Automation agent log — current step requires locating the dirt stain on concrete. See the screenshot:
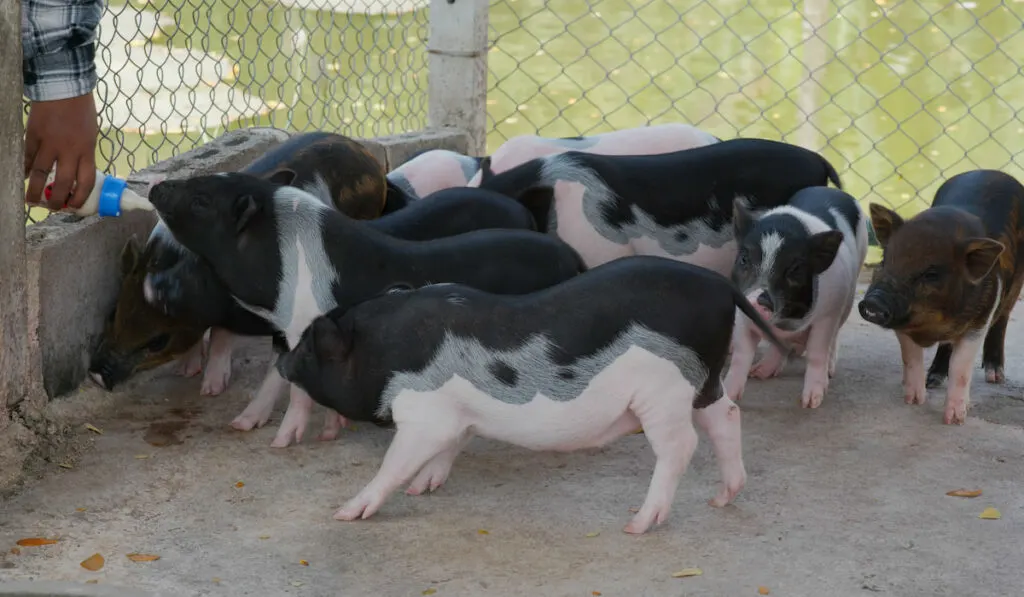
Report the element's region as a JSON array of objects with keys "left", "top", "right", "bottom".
[{"left": 143, "top": 420, "right": 189, "bottom": 447}]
